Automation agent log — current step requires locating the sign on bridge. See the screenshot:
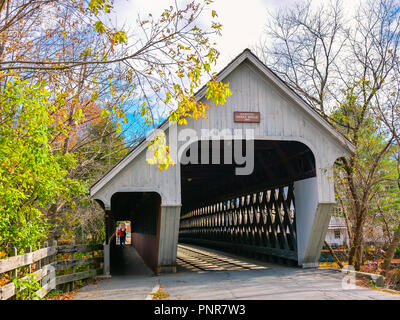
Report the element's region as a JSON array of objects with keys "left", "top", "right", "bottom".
[{"left": 233, "top": 111, "right": 260, "bottom": 123}]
